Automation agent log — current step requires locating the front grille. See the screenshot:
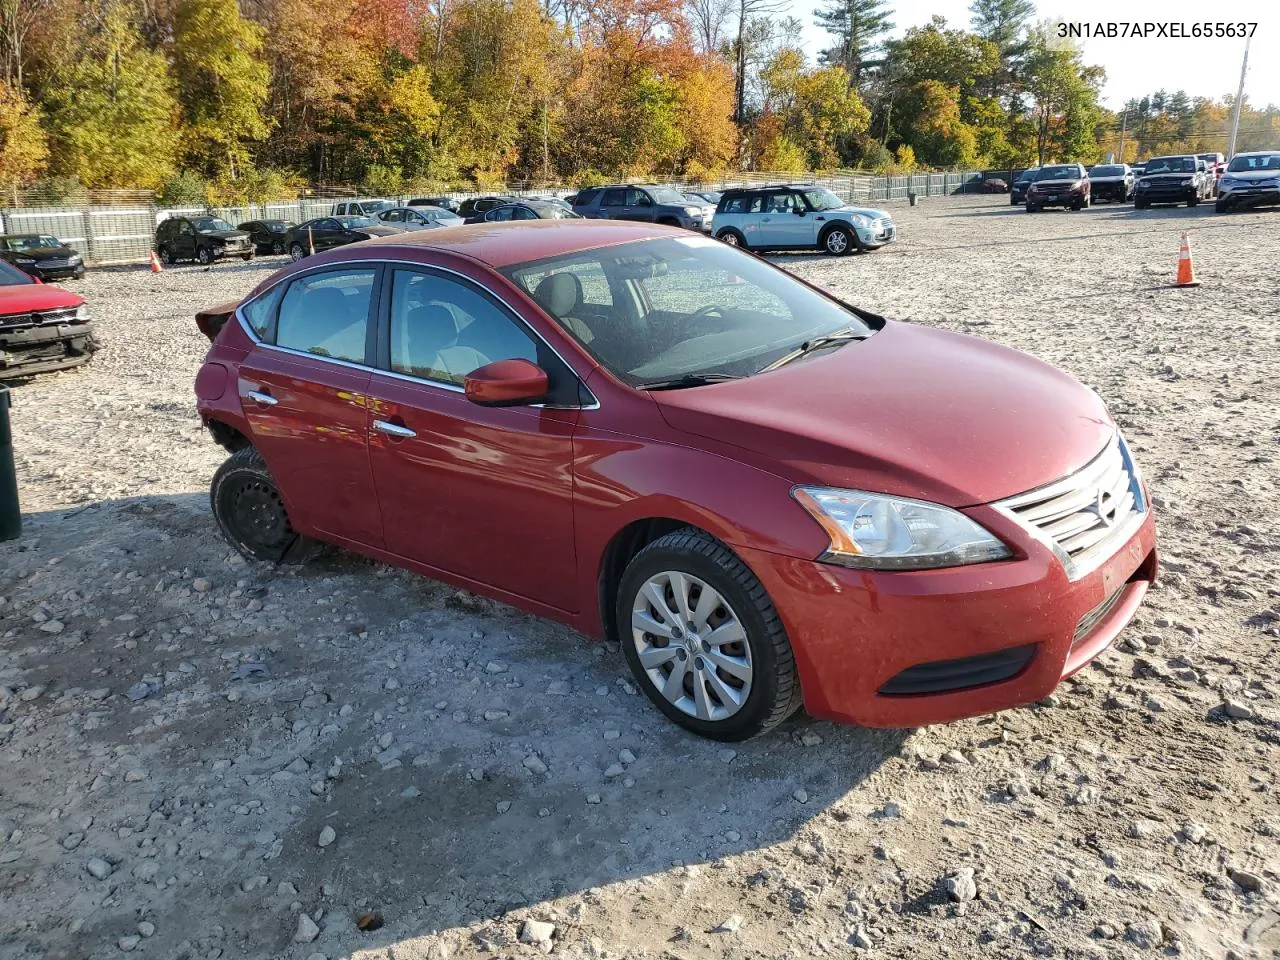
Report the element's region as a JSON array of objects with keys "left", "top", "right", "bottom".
[
  {"left": 995, "top": 434, "right": 1146, "bottom": 582},
  {"left": 1073, "top": 586, "right": 1125, "bottom": 648},
  {"left": 880, "top": 644, "right": 1037, "bottom": 696},
  {"left": 0, "top": 306, "right": 80, "bottom": 330},
  {"left": 39, "top": 257, "right": 71, "bottom": 268}
]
